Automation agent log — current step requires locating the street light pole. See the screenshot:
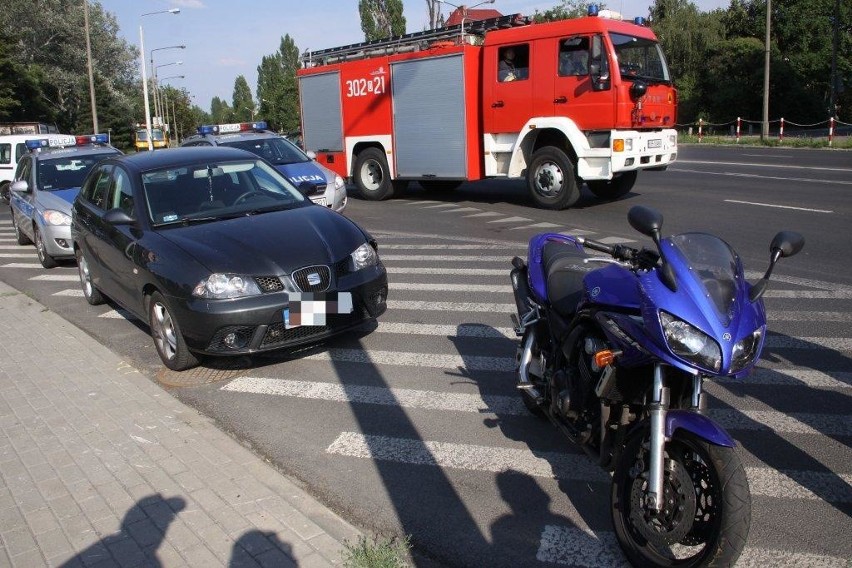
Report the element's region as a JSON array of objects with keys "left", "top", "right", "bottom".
[
  {"left": 761, "top": 0, "right": 771, "bottom": 140},
  {"left": 150, "top": 45, "right": 185, "bottom": 130},
  {"left": 436, "top": 0, "right": 495, "bottom": 43},
  {"left": 139, "top": 8, "right": 180, "bottom": 151},
  {"left": 83, "top": 0, "right": 98, "bottom": 133},
  {"left": 160, "top": 75, "right": 185, "bottom": 145},
  {"left": 155, "top": 61, "right": 182, "bottom": 132}
]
